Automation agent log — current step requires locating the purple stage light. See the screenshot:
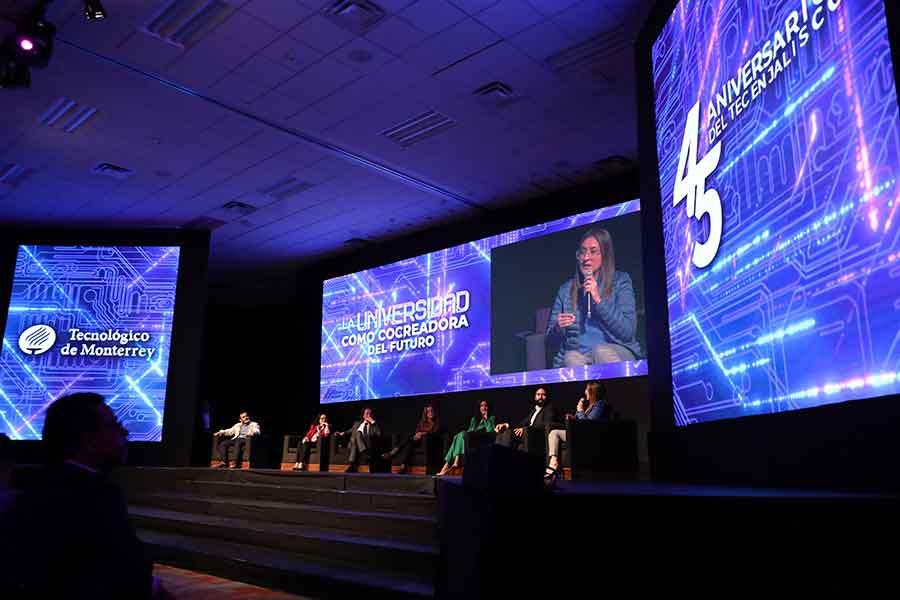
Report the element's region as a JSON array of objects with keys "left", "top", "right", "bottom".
[{"left": 19, "top": 38, "right": 35, "bottom": 52}]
